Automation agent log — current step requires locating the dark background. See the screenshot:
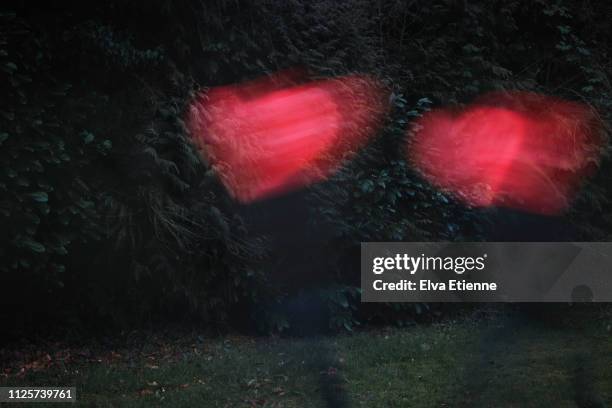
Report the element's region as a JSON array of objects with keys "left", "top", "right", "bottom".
[{"left": 1, "top": 0, "right": 611, "bottom": 341}]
